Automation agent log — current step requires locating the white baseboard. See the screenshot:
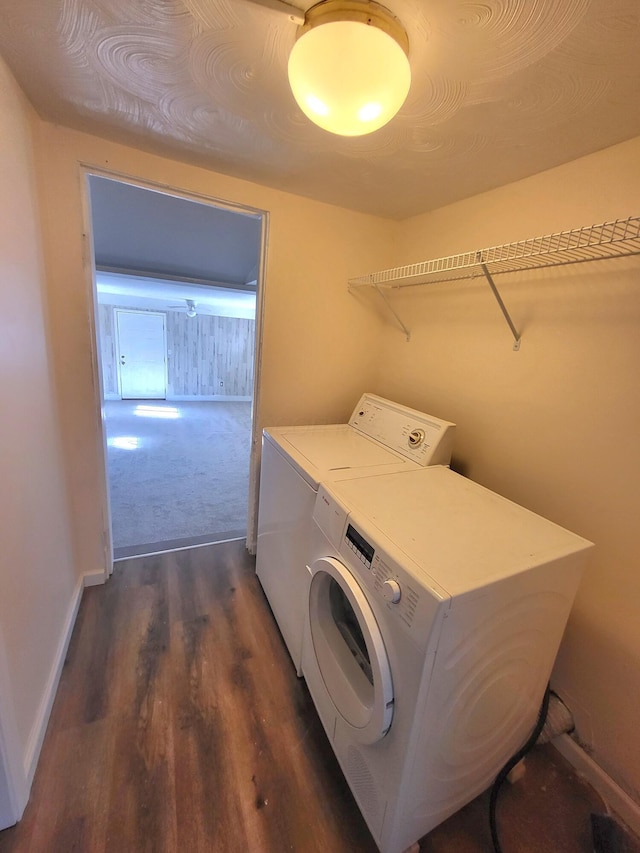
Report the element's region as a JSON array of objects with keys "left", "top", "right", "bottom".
[
  {"left": 167, "top": 395, "right": 252, "bottom": 402},
  {"left": 23, "top": 577, "right": 84, "bottom": 787},
  {"left": 104, "top": 395, "right": 251, "bottom": 402},
  {"left": 554, "top": 734, "right": 640, "bottom": 837},
  {"left": 83, "top": 570, "right": 106, "bottom": 587}
]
